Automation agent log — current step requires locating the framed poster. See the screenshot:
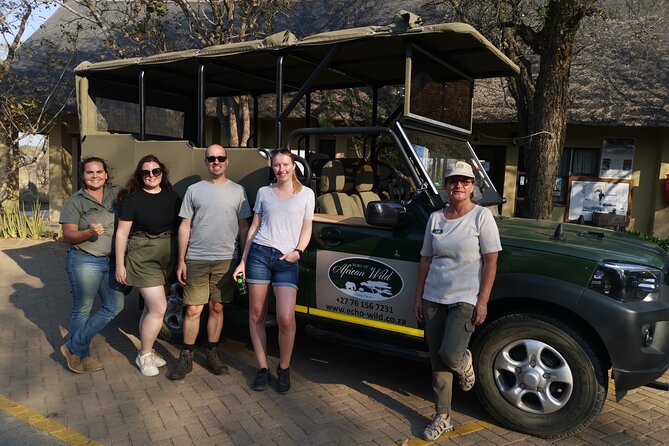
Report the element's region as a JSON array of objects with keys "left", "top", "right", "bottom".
[
  {"left": 599, "top": 138, "right": 635, "bottom": 179},
  {"left": 566, "top": 177, "right": 632, "bottom": 222}
]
